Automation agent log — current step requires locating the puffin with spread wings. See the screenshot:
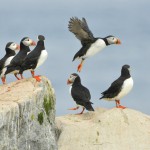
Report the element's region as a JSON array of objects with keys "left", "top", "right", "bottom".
[{"left": 68, "top": 17, "right": 121, "bottom": 72}]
